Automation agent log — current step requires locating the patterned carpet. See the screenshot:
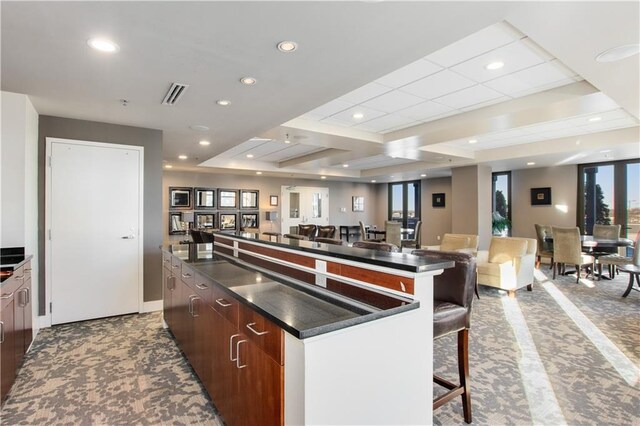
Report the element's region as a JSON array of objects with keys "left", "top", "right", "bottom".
[{"left": 1, "top": 266, "right": 638, "bottom": 425}]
